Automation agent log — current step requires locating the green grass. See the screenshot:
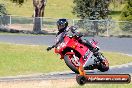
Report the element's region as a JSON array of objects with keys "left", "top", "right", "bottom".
[
  {"left": 0, "top": 43, "right": 69, "bottom": 77},
  {"left": 0, "top": 0, "right": 76, "bottom": 19},
  {"left": 108, "top": 3, "right": 126, "bottom": 20},
  {"left": 109, "top": 11, "right": 122, "bottom": 20},
  {"left": 103, "top": 52, "right": 132, "bottom": 66},
  {"left": 0, "top": 43, "right": 131, "bottom": 77},
  {"left": 73, "top": 83, "right": 132, "bottom": 88}
]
